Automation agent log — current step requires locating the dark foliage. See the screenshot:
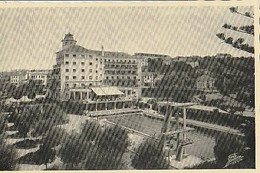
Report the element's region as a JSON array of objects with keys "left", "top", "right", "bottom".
[
  {"left": 0, "top": 142, "right": 17, "bottom": 170},
  {"left": 131, "top": 137, "right": 169, "bottom": 169},
  {"left": 13, "top": 139, "right": 41, "bottom": 149}
]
